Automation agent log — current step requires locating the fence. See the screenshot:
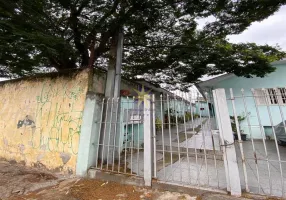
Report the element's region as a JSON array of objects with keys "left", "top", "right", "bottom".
[{"left": 91, "top": 88, "right": 286, "bottom": 198}]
